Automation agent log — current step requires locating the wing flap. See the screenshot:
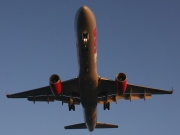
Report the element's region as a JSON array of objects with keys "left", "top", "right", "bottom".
[
  {"left": 55, "top": 96, "right": 81, "bottom": 105},
  {"left": 28, "top": 96, "right": 54, "bottom": 102},
  {"left": 98, "top": 93, "right": 152, "bottom": 104},
  {"left": 27, "top": 95, "right": 81, "bottom": 104},
  {"left": 123, "top": 93, "right": 152, "bottom": 100}
]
